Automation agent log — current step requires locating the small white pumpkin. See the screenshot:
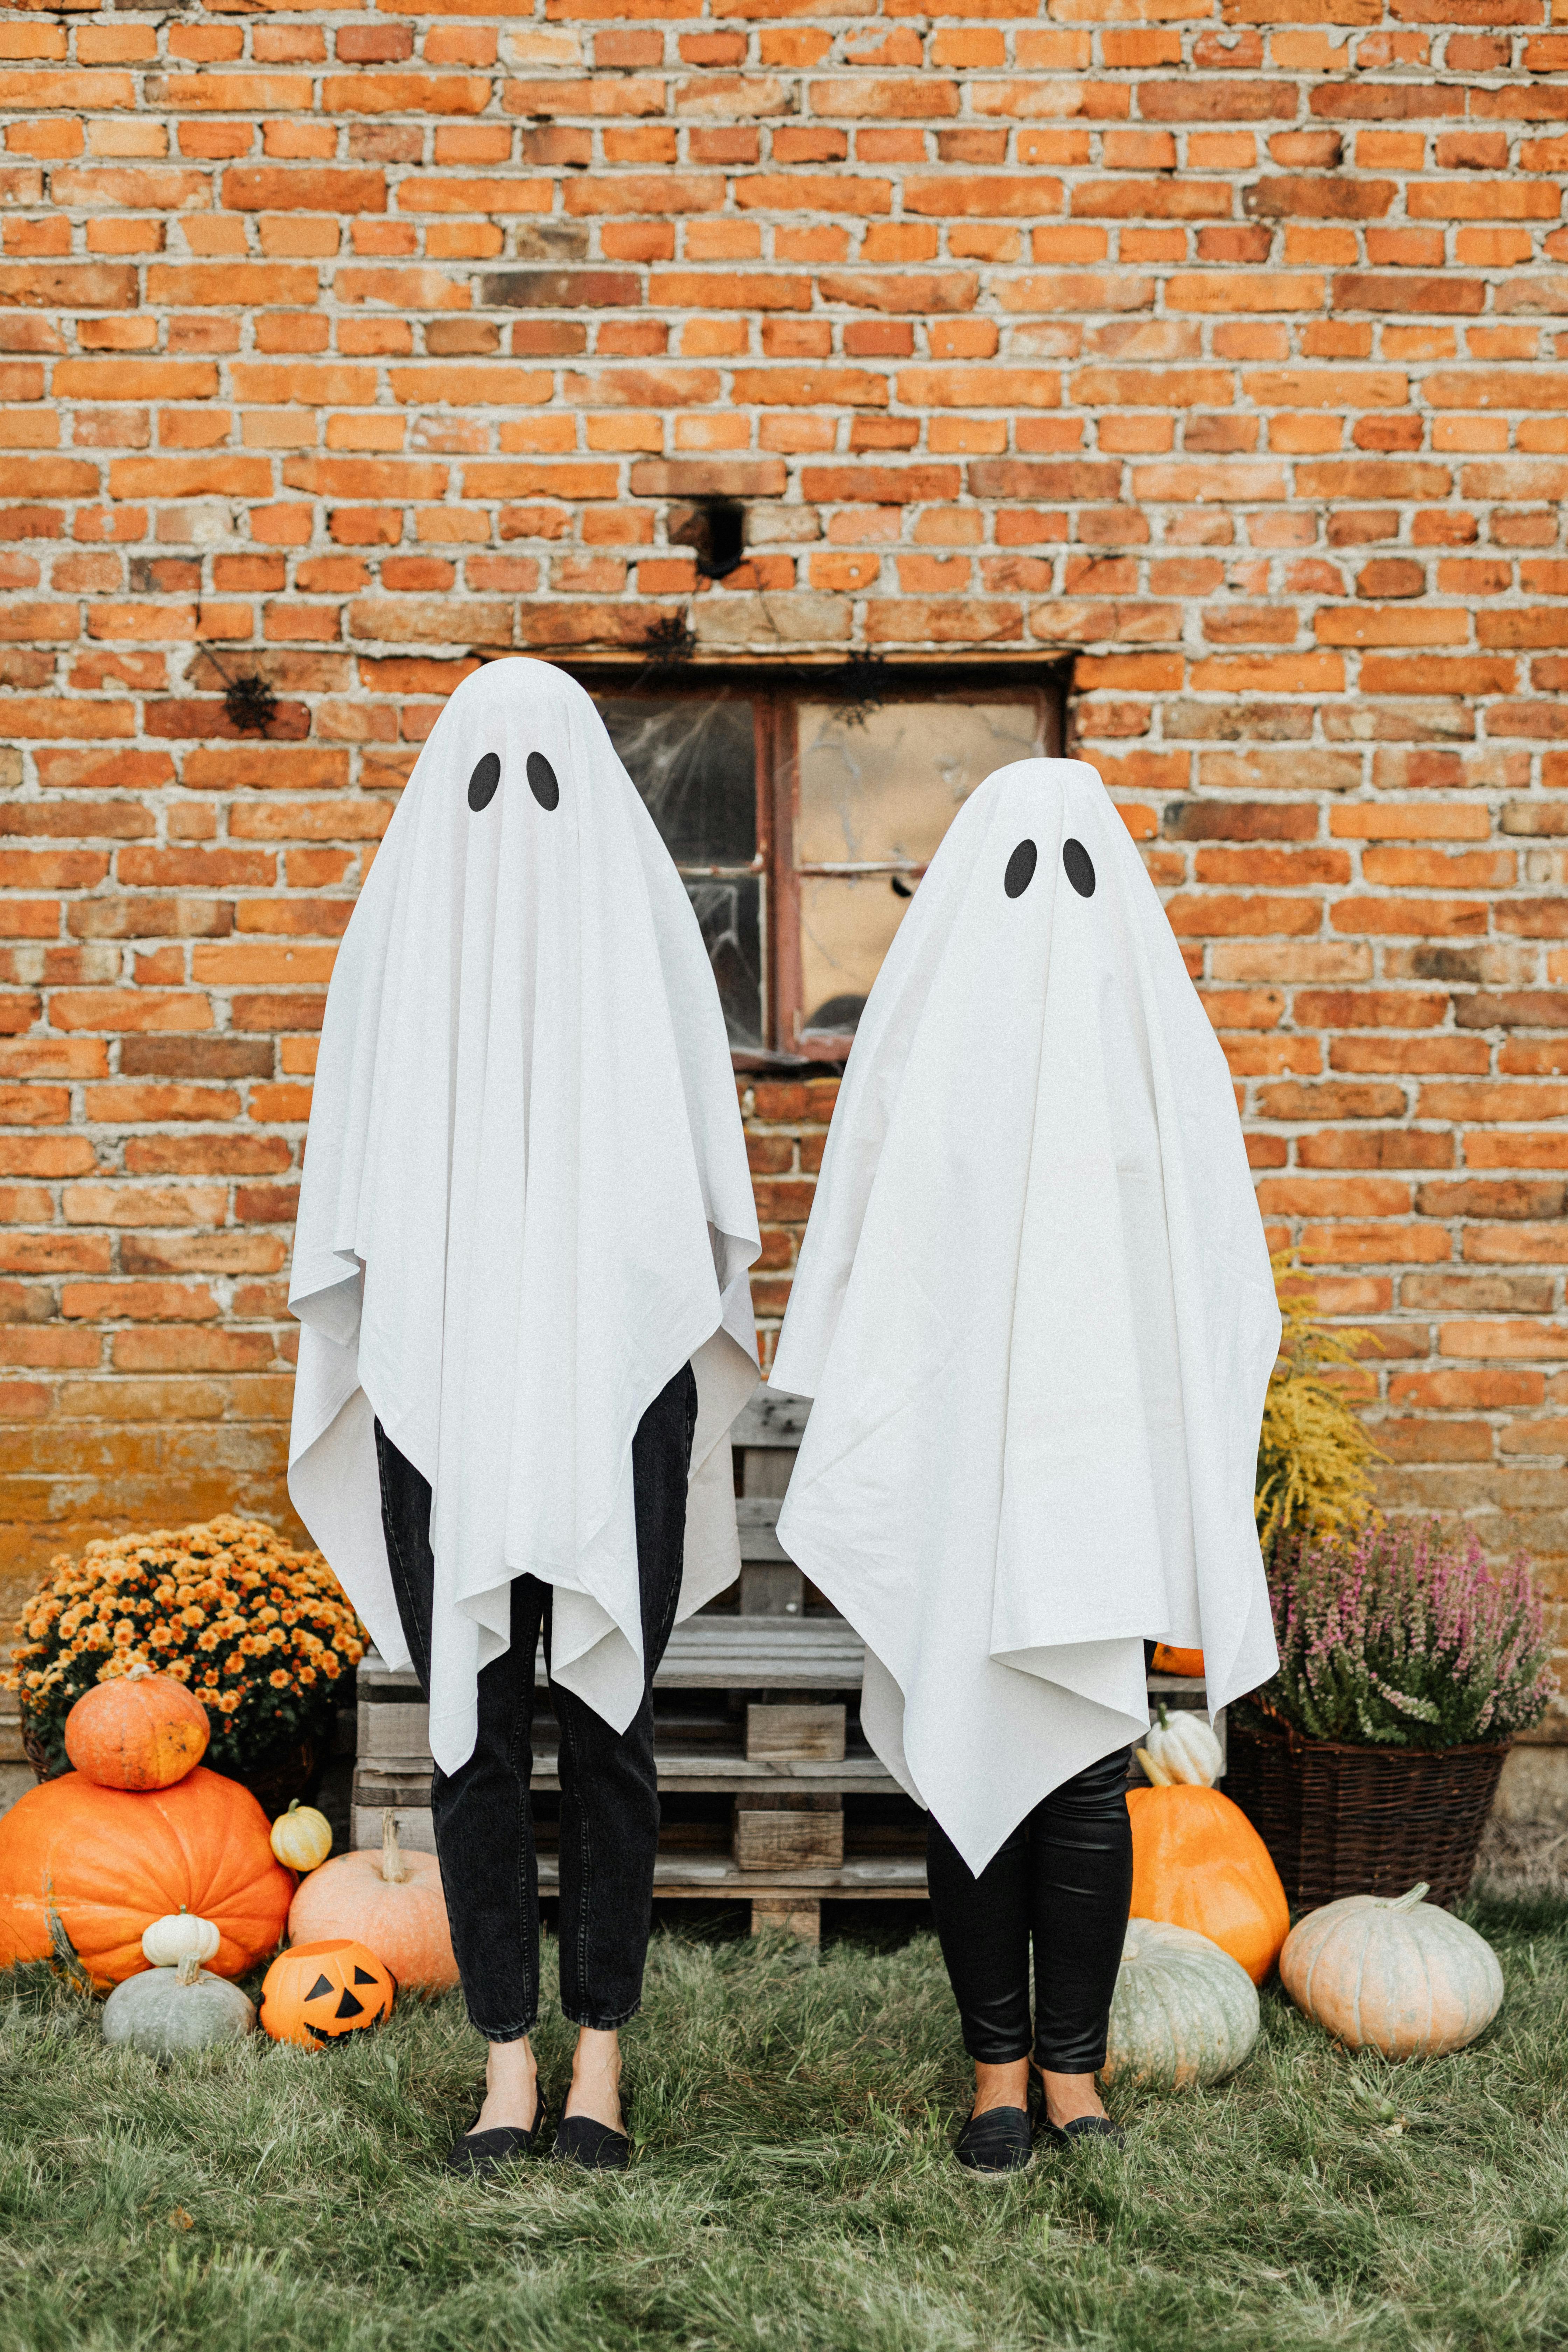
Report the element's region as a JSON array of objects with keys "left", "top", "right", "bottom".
[
  {"left": 103, "top": 1951, "right": 256, "bottom": 2060},
  {"left": 1137, "top": 1702, "right": 1224, "bottom": 1789},
  {"left": 1280, "top": 1882, "right": 1504, "bottom": 2060},
  {"left": 140, "top": 1909, "right": 221, "bottom": 1970},
  {"left": 1101, "top": 1916, "right": 1261, "bottom": 2092}
]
